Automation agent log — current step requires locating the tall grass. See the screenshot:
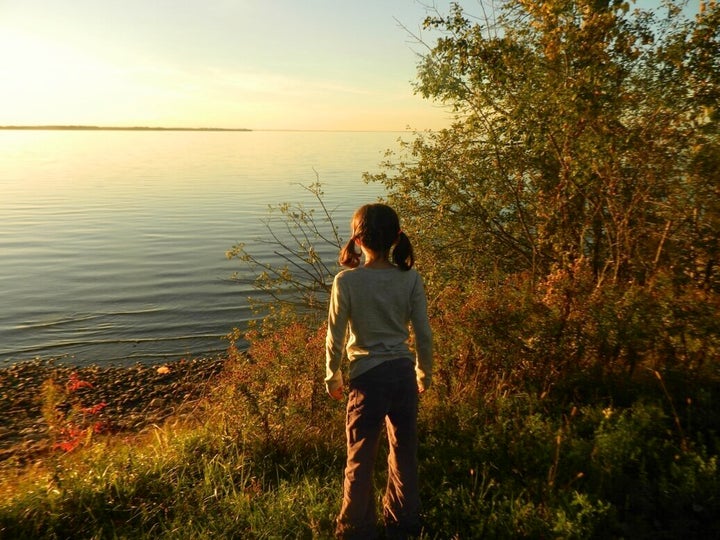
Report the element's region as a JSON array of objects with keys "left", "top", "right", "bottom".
[
  {"left": 0, "top": 420, "right": 343, "bottom": 539},
  {"left": 2, "top": 312, "right": 718, "bottom": 538}
]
